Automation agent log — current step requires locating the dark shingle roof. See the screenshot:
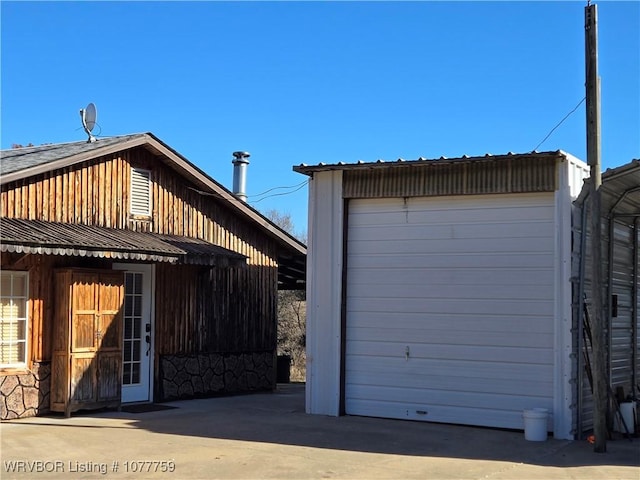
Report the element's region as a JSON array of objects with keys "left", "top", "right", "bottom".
[{"left": 0, "top": 134, "right": 146, "bottom": 176}]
